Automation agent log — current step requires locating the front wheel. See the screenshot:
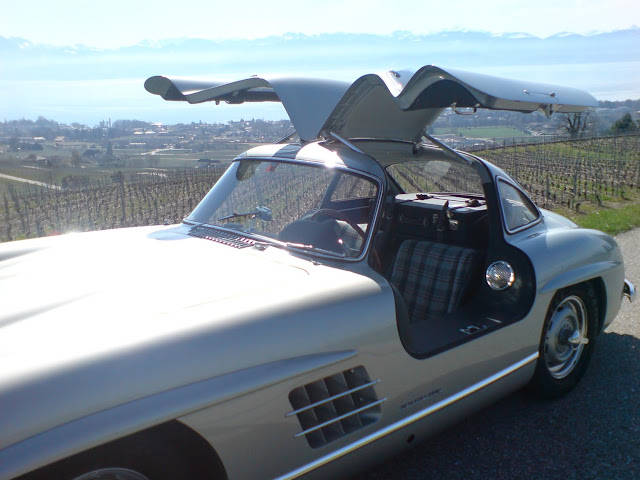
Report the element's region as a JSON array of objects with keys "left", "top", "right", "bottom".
[
  {"left": 73, "top": 468, "right": 150, "bottom": 480},
  {"left": 18, "top": 430, "right": 204, "bottom": 480},
  {"left": 527, "top": 284, "right": 598, "bottom": 398}
]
